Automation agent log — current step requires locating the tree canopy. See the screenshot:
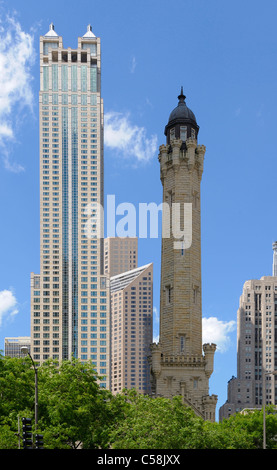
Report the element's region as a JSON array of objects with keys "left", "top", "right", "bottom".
[{"left": 1, "top": 353, "right": 277, "bottom": 449}]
